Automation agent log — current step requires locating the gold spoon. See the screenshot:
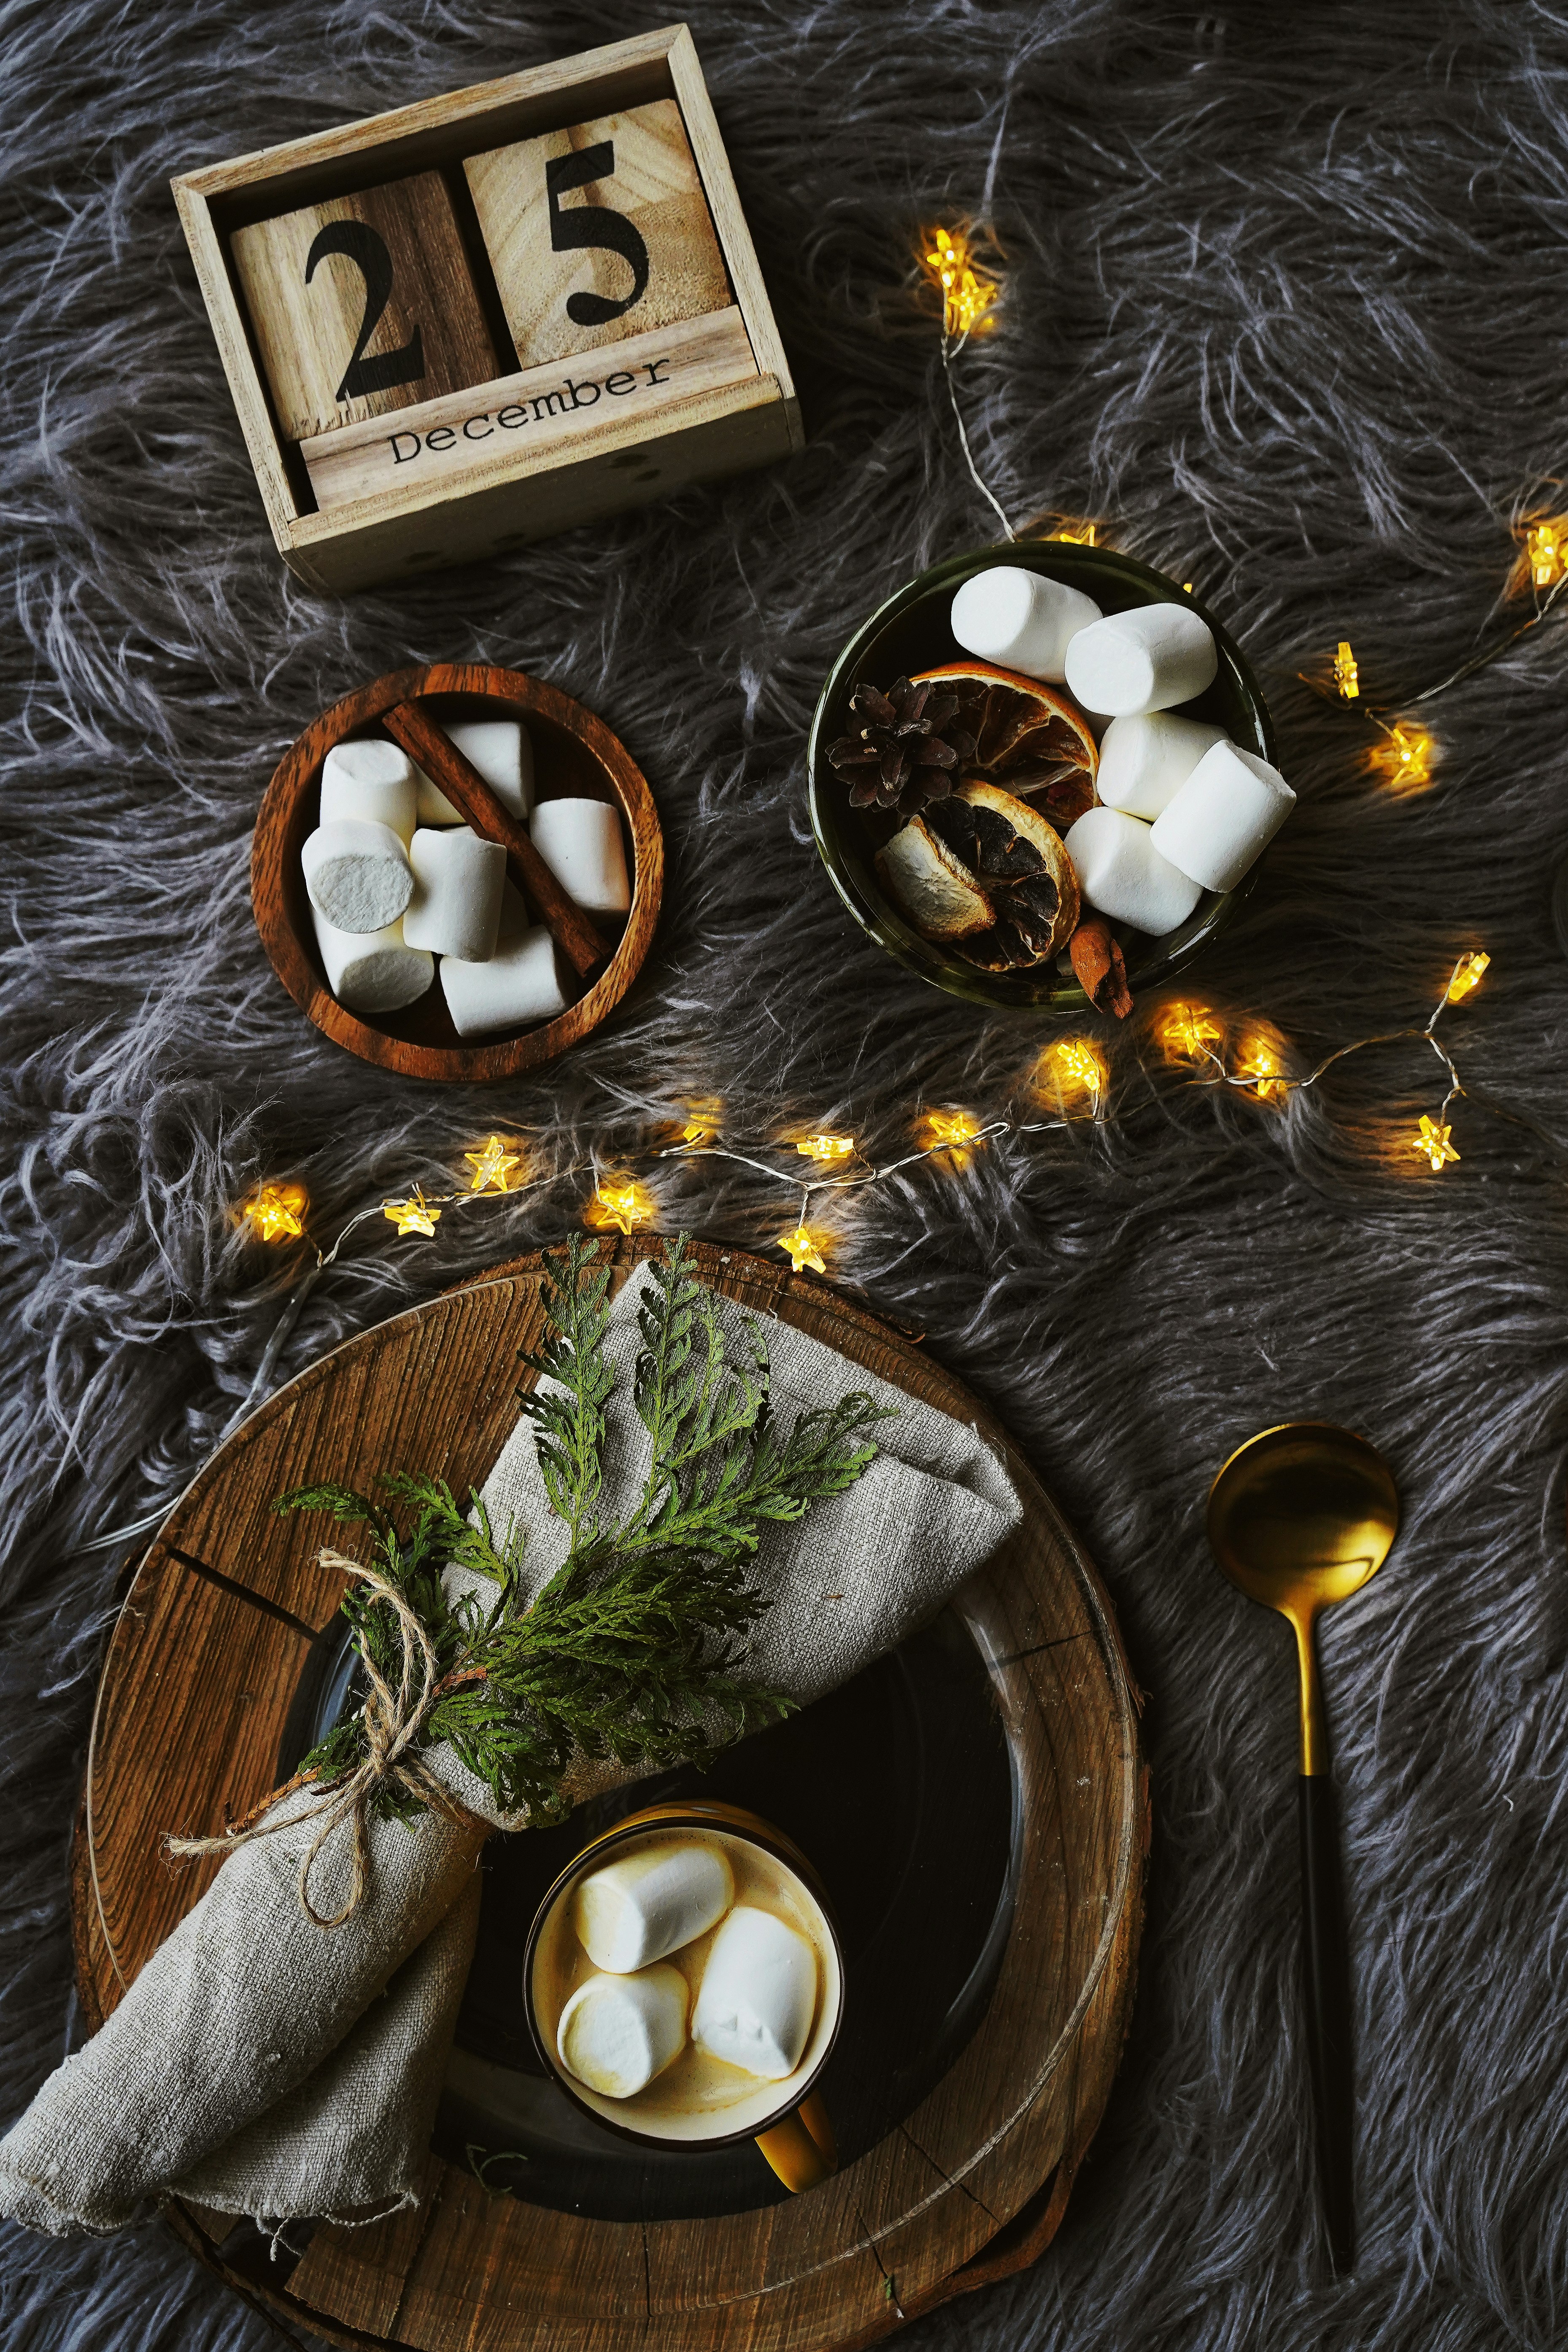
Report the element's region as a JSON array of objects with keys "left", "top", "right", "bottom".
[{"left": 1206, "top": 1422, "right": 1400, "bottom": 2274}]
